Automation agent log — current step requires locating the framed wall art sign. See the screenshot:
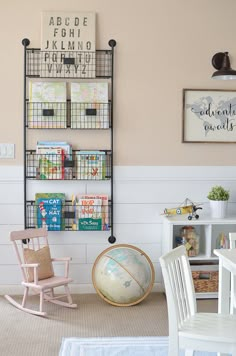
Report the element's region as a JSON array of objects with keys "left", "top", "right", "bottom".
[
  {"left": 40, "top": 12, "right": 96, "bottom": 78},
  {"left": 182, "top": 89, "right": 236, "bottom": 143},
  {"left": 41, "top": 11, "right": 96, "bottom": 52}
]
